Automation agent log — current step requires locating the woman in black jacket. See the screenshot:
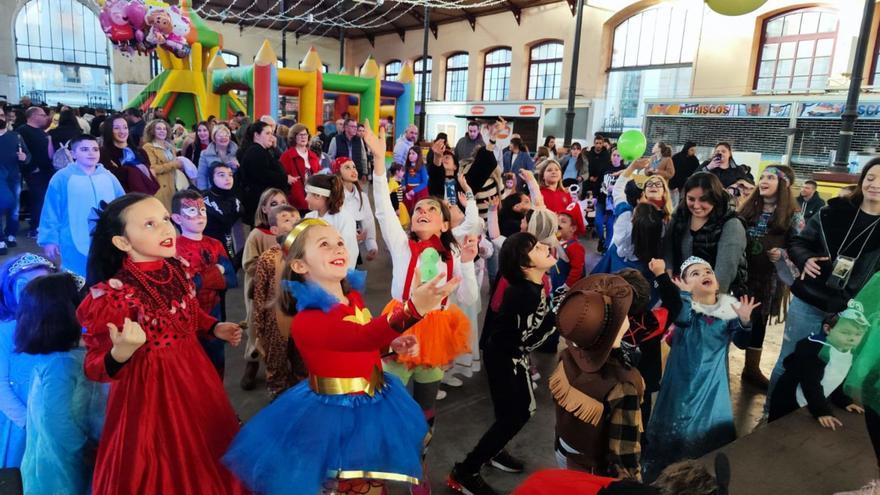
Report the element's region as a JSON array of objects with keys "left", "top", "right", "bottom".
[
  {"left": 662, "top": 172, "right": 748, "bottom": 295},
  {"left": 767, "top": 159, "right": 880, "bottom": 401},
  {"left": 236, "top": 121, "right": 290, "bottom": 226},
  {"left": 670, "top": 141, "right": 700, "bottom": 204}
]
